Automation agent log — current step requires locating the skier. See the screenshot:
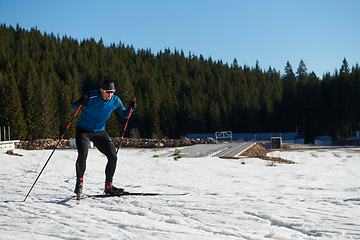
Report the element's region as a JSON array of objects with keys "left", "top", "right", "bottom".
[{"left": 70, "top": 80, "right": 136, "bottom": 196}]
